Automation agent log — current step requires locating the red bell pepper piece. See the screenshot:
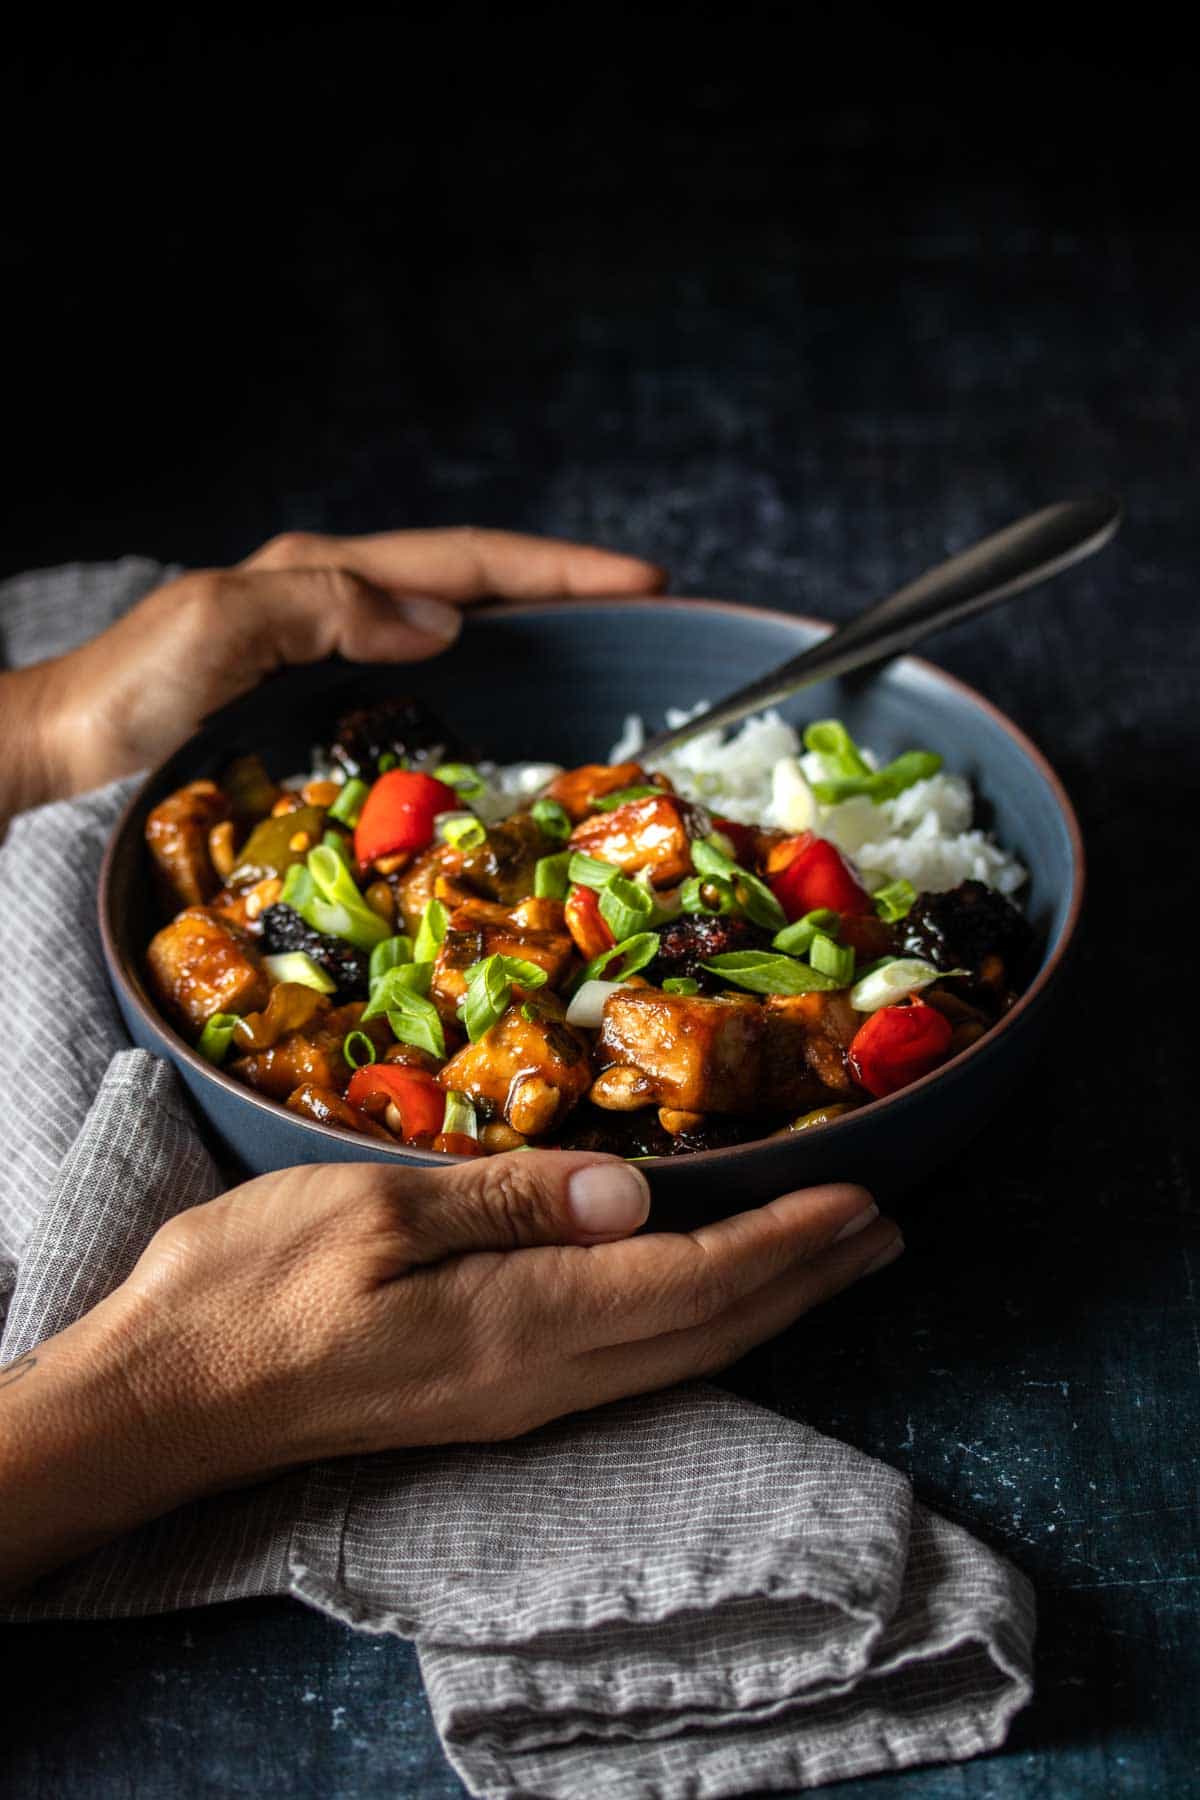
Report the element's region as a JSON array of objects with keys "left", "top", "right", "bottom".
[
  {"left": 564, "top": 883, "right": 615, "bottom": 960},
  {"left": 768, "top": 832, "right": 872, "bottom": 919},
  {"left": 346, "top": 1064, "right": 447, "bottom": 1140},
  {"left": 847, "top": 999, "right": 954, "bottom": 1098},
  {"left": 354, "top": 770, "right": 461, "bottom": 864}
]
